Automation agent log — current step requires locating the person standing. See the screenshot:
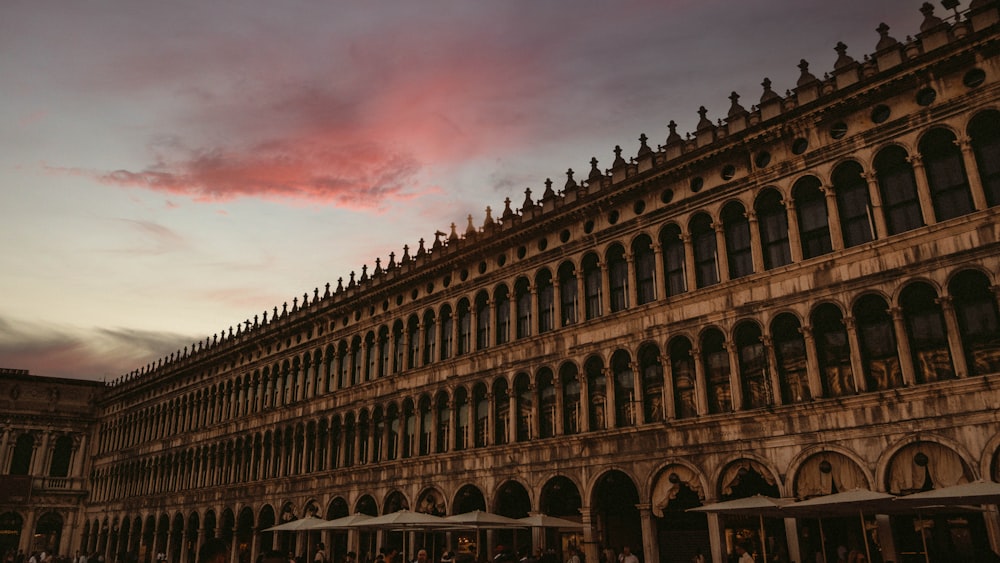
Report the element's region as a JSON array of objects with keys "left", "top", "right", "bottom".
[{"left": 618, "top": 547, "right": 637, "bottom": 563}]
